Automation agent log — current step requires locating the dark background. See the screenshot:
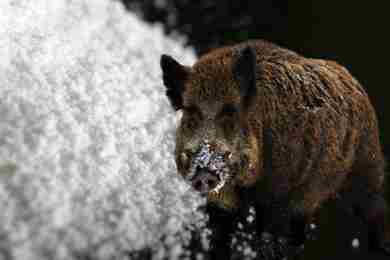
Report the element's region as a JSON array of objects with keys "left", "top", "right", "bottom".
[
  {"left": 123, "top": 0, "right": 389, "bottom": 159},
  {"left": 121, "top": 1, "right": 389, "bottom": 259}
]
